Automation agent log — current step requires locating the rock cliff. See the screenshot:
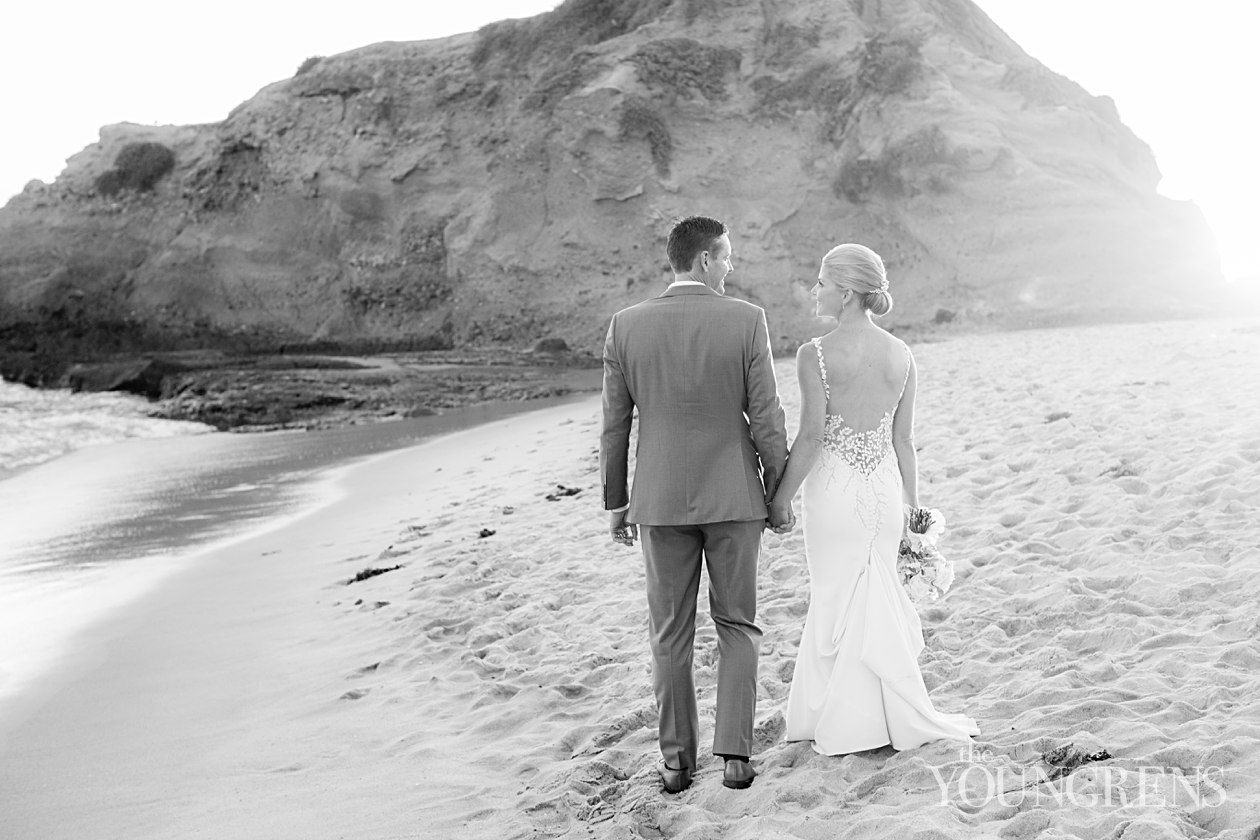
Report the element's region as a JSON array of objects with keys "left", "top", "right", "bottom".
[{"left": 0, "top": 0, "right": 1222, "bottom": 382}]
